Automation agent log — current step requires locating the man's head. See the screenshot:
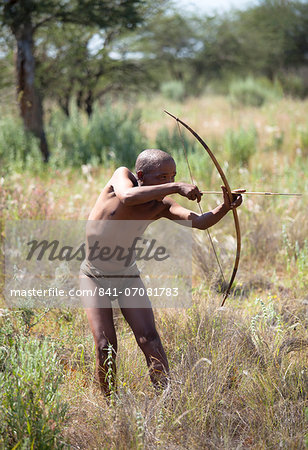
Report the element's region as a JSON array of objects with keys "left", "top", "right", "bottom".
[{"left": 135, "top": 149, "right": 176, "bottom": 186}]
